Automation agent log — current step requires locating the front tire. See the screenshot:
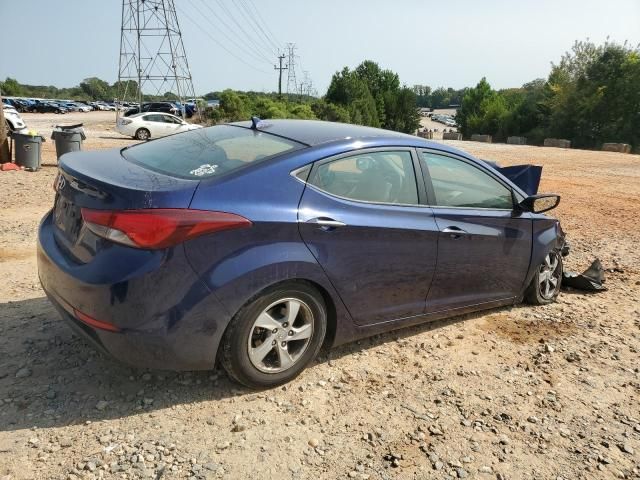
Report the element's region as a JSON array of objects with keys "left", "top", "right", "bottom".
[
  {"left": 525, "top": 250, "right": 563, "bottom": 305},
  {"left": 220, "top": 282, "right": 327, "bottom": 389},
  {"left": 135, "top": 128, "right": 150, "bottom": 141}
]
